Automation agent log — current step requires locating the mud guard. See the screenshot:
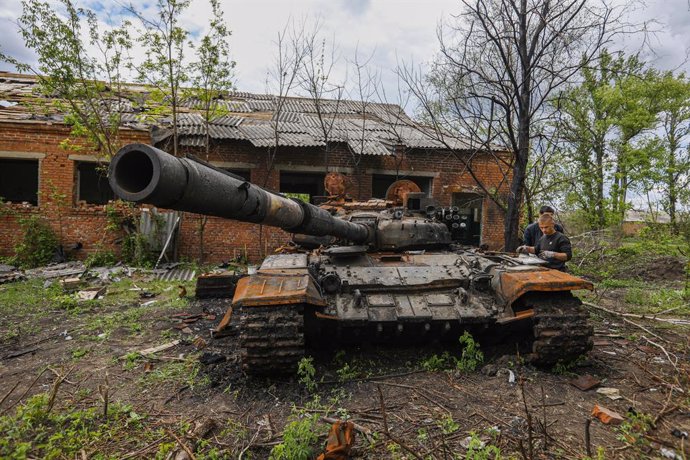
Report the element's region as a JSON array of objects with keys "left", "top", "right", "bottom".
[
  {"left": 215, "top": 273, "right": 325, "bottom": 334},
  {"left": 499, "top": 270, "right": 593, "bottom": 308}
]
